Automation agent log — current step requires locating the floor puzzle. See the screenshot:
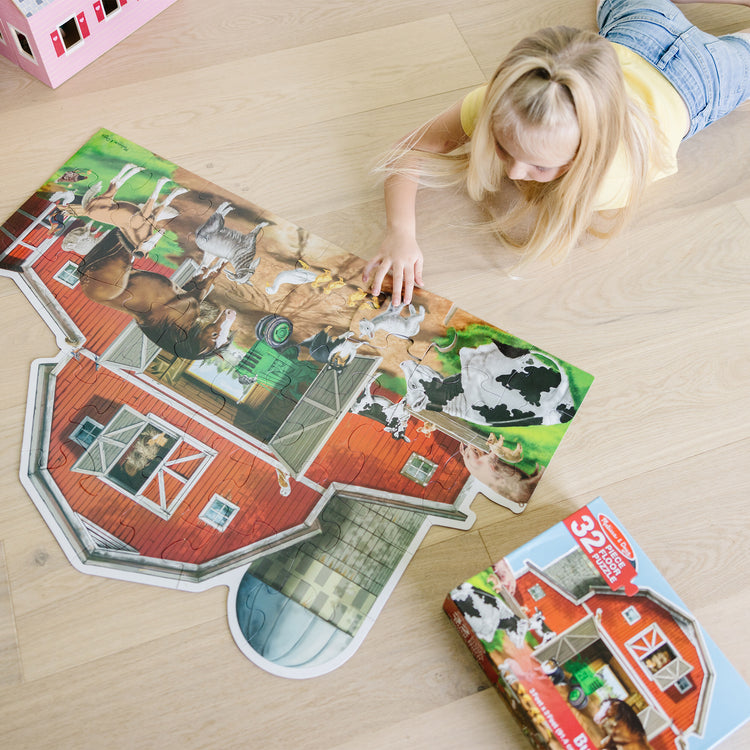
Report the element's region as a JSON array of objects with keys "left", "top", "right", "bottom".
[{"left": 0, "top": 129, "right": 594, "bottom": 679}]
